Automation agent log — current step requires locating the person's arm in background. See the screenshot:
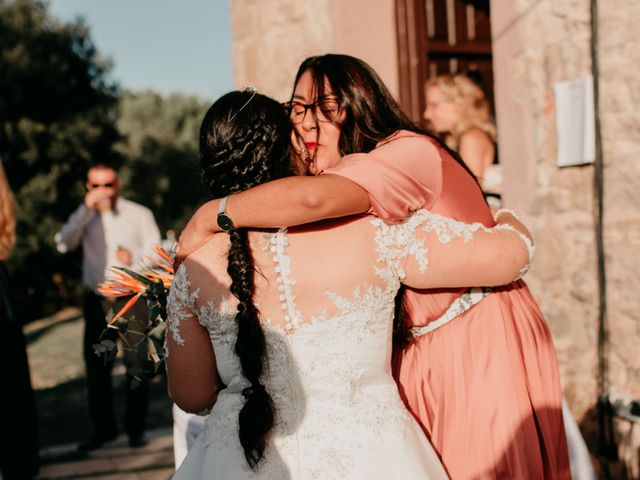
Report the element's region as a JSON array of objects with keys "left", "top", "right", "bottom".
[
  {"left": 458, "top": 128, "right": 494, "bottom": 185},
  {"left": 175, "top": 134, "right": 442, "bottom": 265},
  {"left": 55, "top": 186, "right": 111, "bottom": 254},
  {"left": 54, "top": 204, "right": 94, "bottom": 254}
]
